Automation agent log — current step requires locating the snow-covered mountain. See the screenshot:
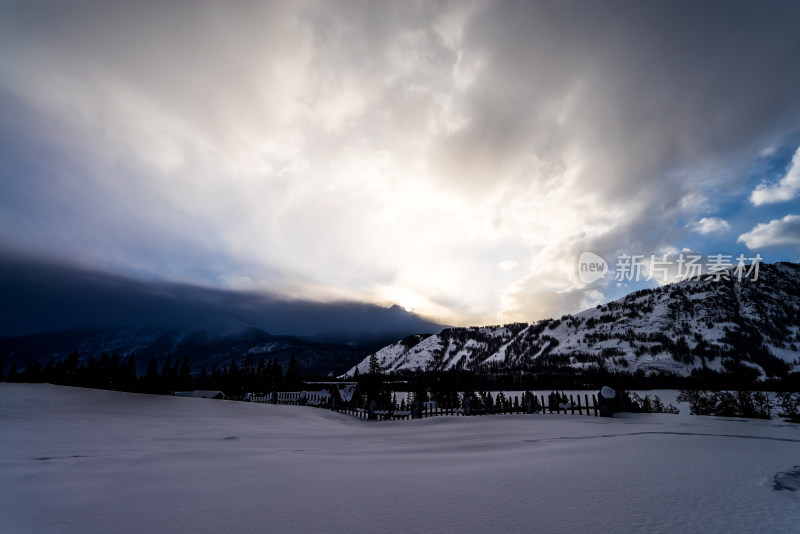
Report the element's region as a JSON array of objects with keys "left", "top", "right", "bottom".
[{"left": 344, "top": 262, "right": 800, "bottom": 380}]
